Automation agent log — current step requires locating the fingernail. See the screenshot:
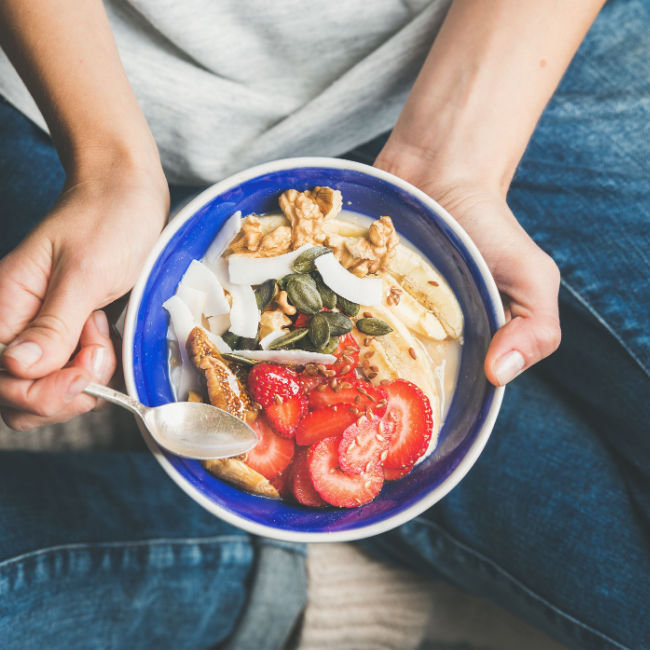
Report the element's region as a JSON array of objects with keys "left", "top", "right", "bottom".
[
  {"left": 494, "top": 350, "right": 525, "bottom": 385},
  {"left": 91, "top": 347, "right": 105, "bottom": 378},
  {"left": 93, "top": 311, "right": 110, "bottom": 338},
  {"left": 65, "top": 375, "right": 88, "bottom": 402},
  {"left": 4, "top": 341, "right": 43, "bottom": 368}
]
